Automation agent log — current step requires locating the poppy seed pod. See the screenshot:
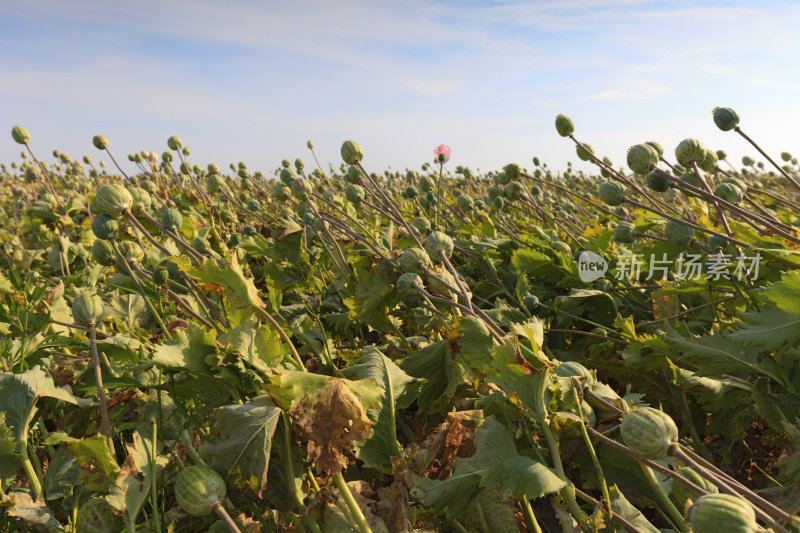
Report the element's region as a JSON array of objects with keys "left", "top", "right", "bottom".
[
  {"left": 11, "top": 126, "right": 30, "bottom": 145},
  {"left": 503, "top": 163, "right": 522, "bottom": 181},
  {"left": 645, "top": 141, "right": 664, "bottom": 158},
  {"left": 555, "top": 114, "right": 574, "bottom": 137},
  {"left": 307, "top": 140, "right": 314, "bottom": 149},
  {"left": 675, "top": 138, "right": 706, "bottom": 167},
  {"left": 576, "top": 143, "right": 594, "bottom": 162},
  {"left": 627, "top": 144, "right": 659, "bottom": 175},
  {"left": 340, "top": 140, "right": 364, "bottom": 165},
  {"left": 712, "top": 107, "right": 740, "bottom": 131},
  {"left": 598, "top": 181, "right": 626, "bottom": 206},
  {"left": 167, "top": 136, "right": 183, "bottom": 151},
  {"left": 91, "top": 135, "right": 109, "bottom": 150},
  {"left": 698, "top": 149, "right": 718, "bottom": 173}
]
